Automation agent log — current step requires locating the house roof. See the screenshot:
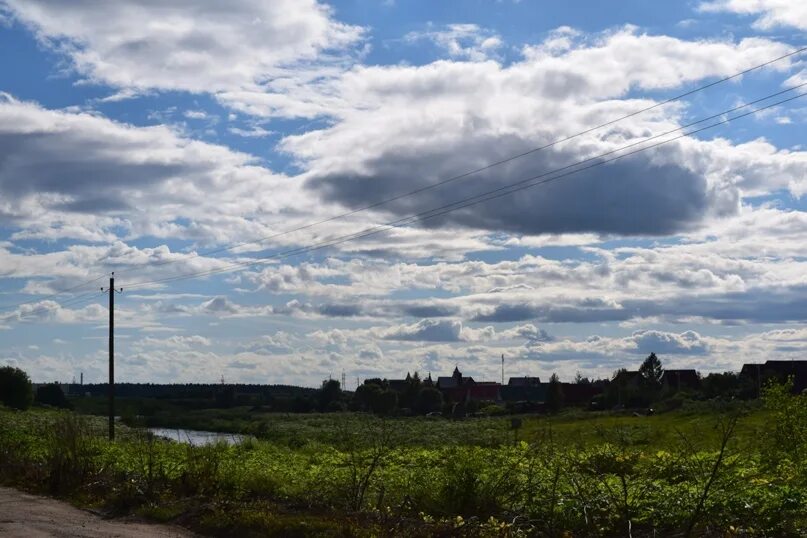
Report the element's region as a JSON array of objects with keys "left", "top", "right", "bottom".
[
  {"left": 613, "top": 370, "right": 641, "bottom": 383},
  {"left": 437, "top": 376, "right": 475, "bottom": 389},
  {"left": 508, "top": 376, "right": 541, "bottom": 386},
  {"left": 436, "top": 376, "right": 457, "bottom": 388},
  {"left": 740, "top": 361, "right": 807, "bottom": 392},
  {"left": 386, "top": 379, "right": 408, "bottom": 392},
  {"left": 662, "top": 369, "right": 700, "bottom": 387},
  {"left": 741, "top": 361, "right": 807, "bottom": 376},
  {"left": 663, "top": 369, "right": 699, "bottom": 378},
  {"left": 763, "top": 360, "right": 807, "bottom": 373}
]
